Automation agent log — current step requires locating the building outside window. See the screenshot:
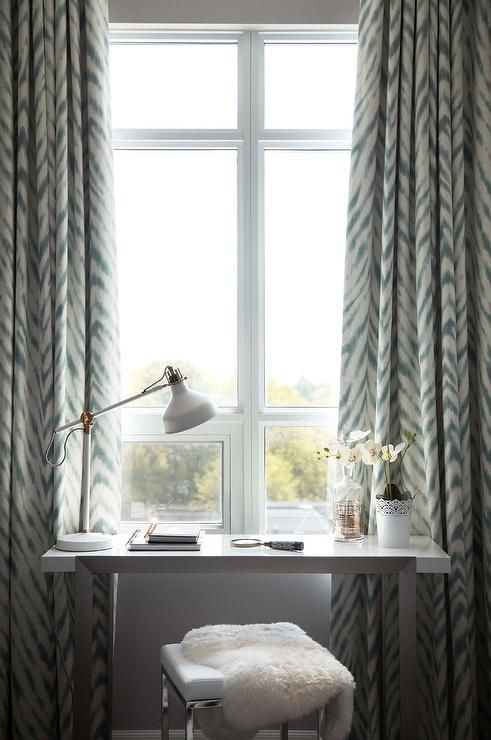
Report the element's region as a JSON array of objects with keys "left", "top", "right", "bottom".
[{"left": 110, "top": 30, "right": 357, "bottom": 534}]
